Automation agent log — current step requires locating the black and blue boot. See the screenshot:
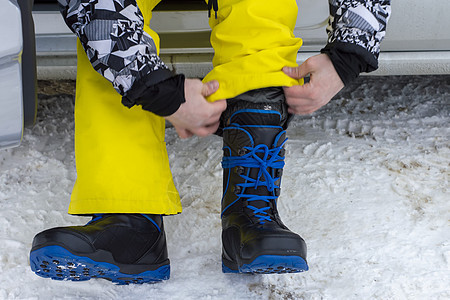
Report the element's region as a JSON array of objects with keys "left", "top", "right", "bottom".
[
  {"left": 220, "top": 88, "right": 308, "bottom": 274},
  {"left": 30, "top": 214, "right": 170, "bottom": 284}
]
